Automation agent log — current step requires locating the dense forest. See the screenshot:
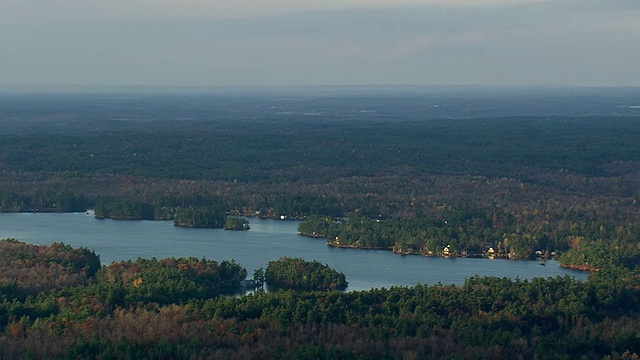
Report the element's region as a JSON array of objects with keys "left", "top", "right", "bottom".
[
  {"left": 0, "top": 239, "right": 100, "bottom": 298},
  {"left": 1, "top": 90, "right": 640, "bottom": 358},
  {"left": 1, "top": 240, "right": 640, "bottom": 359},
  {"left": 1, "top": 112, "right": 639, "bottom": 267}
]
